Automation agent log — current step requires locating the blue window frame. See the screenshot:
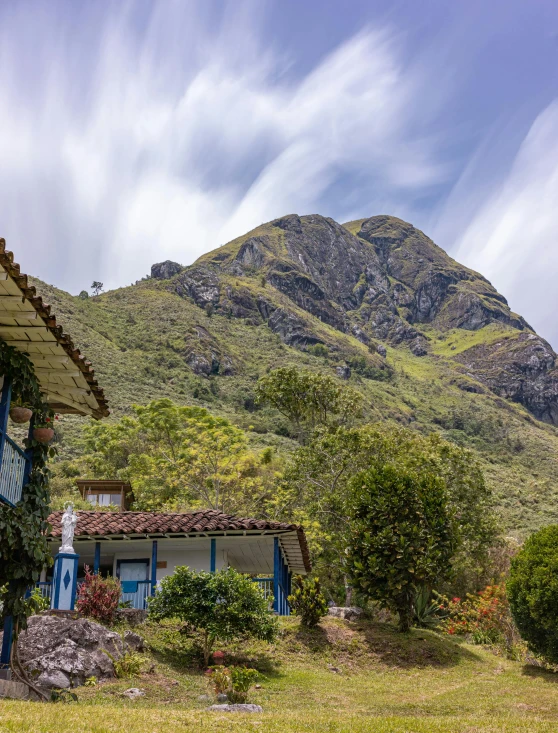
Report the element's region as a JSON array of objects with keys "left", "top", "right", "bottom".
[{"left": 0, "top": 376, "right": 32, "bottom": 507}]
